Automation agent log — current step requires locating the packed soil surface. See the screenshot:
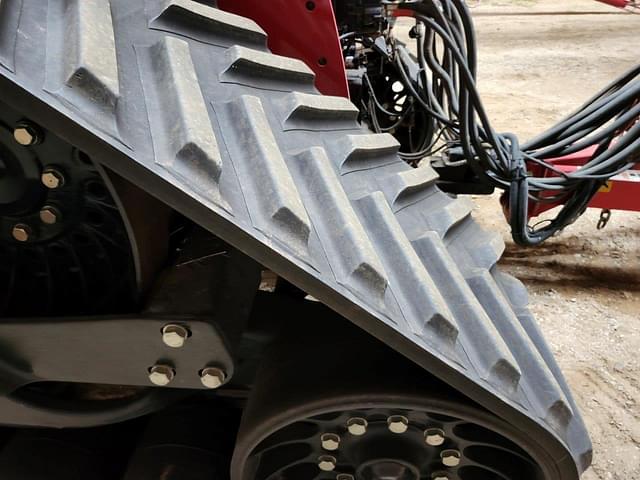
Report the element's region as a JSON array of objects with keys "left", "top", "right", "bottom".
[{"left": 397, "top": 2, "right": 640, "bottom": 478}]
